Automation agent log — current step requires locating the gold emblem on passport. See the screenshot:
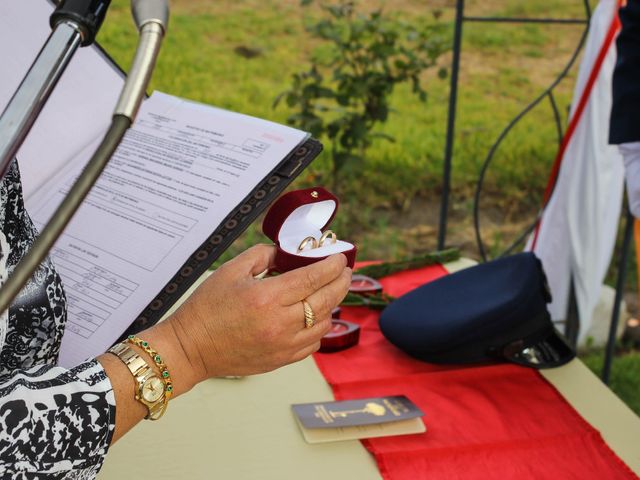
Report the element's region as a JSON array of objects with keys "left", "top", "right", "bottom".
[{"left": 329, "top": 402, "right": 386, "bottom": 419}]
